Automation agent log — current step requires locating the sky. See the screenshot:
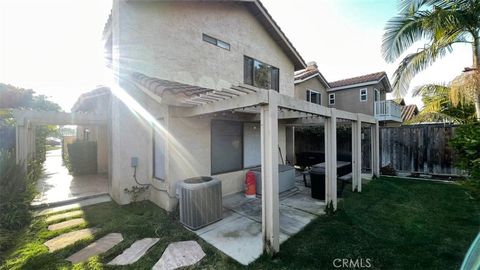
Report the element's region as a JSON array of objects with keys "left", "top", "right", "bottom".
[{"left": 0, "top": 0, "right": 474, "bottom": 111}]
